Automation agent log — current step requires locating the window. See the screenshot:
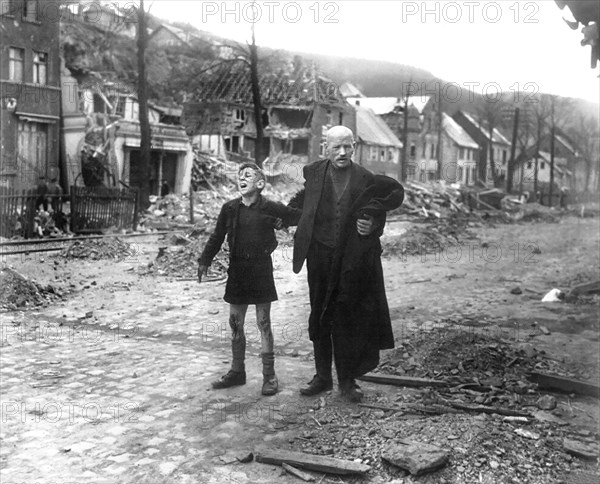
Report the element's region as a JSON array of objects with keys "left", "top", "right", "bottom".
[
  {"left": 33, "top": 51, "right": 47, "bottom": 85},
  {"left": 540, "top": 162, "right": 545, "bottom": 170},
  {"left": 1, "top": 0, "right": 16, "bottom": 16},
  {"left": 388, "top": 148, "right": 396, "bottom": 163},
  {"left": 457, "top": 166, "right": 463, "bottom": 182},
  {"left": 18, "top": 120, "right": 48, "bottom": 187},
  {"left": 369, "top": 146, "right": 378, "bottom": 161},
  {"left": 422, "top": 143, "right": 426, "bottom": 158},
  {"left": 430, "top": 143, "right": 435, "bottom": 159},
  {"left": 527, "top": 161, "right": 532, "bottom": 170},
  {"left": 459, "top": 147, "right": 465, "bottom": 159},
  {"left": 291, "top": 139, "right": 309, "bottom": 155},
  {"left": 319, "top": 141, "right": 326, "bottom": 157},
  {"left": 9, "top": 47, "right": 24, "bottom": 81},
  {"left": 234, "top": 108, "right": 245, "bottom": 122},
  {"left": 407, "top": 164, "right": 416, "bottom": 177},
  {"left": 502, "top": 150, "right": 507, "bottom": 164},
  {"left": 380, "top": 149, "right": 386, "bottom": 160},
  {"left": 410, "top": 143, "right": 416, "bottom": 158},
  {"left": 23, "top": 0, "right": 37, "bottom": 21},
  {"left": 338, "top": 113, "right": 343, "bottom": 125}
]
